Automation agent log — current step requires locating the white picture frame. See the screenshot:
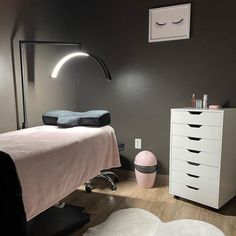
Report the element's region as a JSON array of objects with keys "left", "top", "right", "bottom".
[{"left": 149, "top": 3, "right": 191, "bottom": 42}]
